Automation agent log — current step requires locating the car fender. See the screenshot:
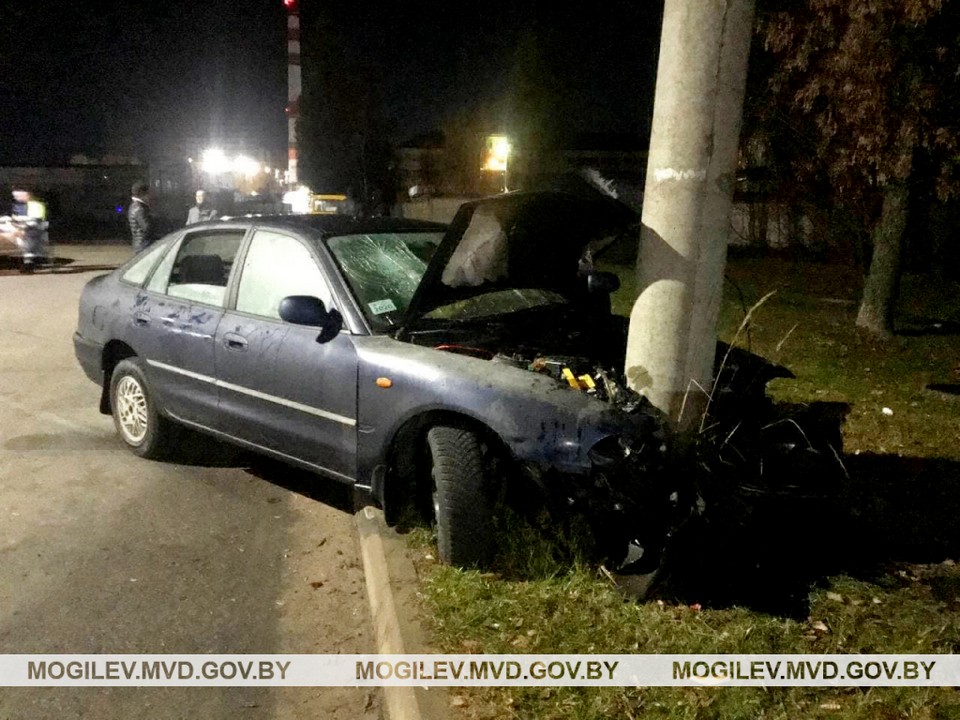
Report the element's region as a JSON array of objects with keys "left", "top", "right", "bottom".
[{"left": 353, "top": 336, "right": 631, "bottom": 490}]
